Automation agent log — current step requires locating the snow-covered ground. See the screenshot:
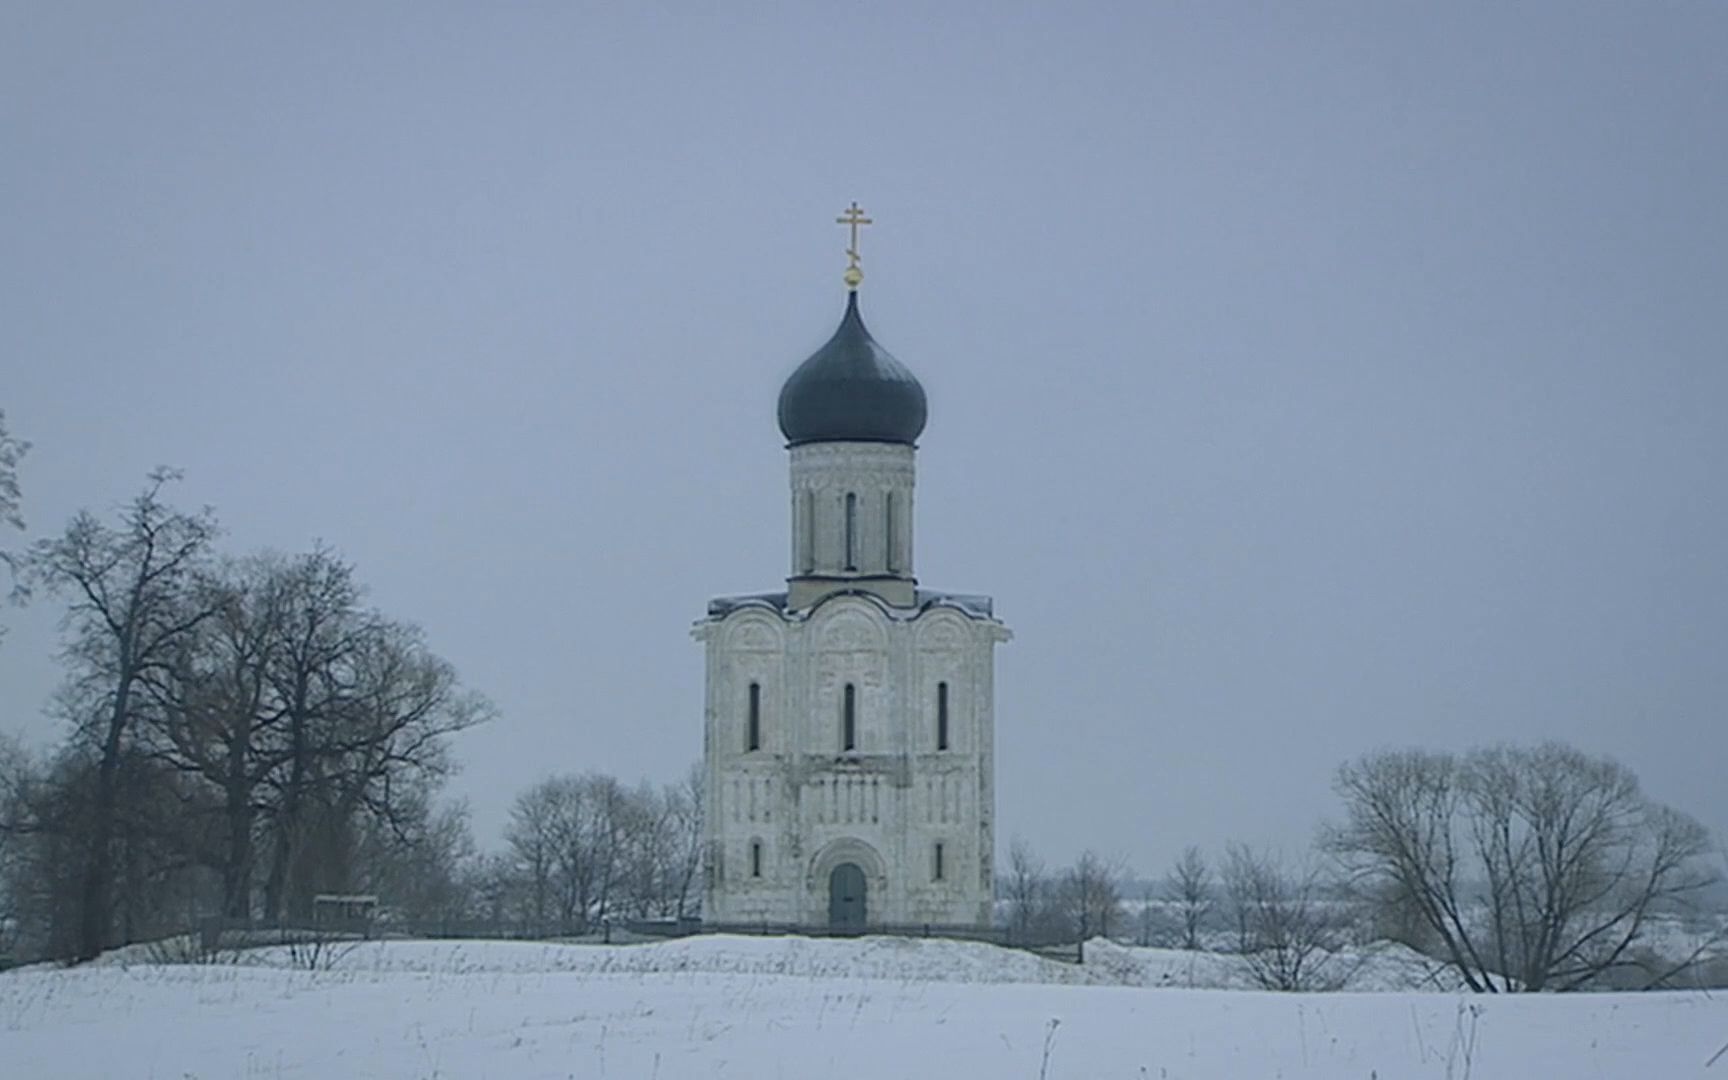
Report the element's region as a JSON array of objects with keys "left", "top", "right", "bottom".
[
  {"left": 1079, "top": 937, "right": 1473, "bottom": 992},
  {"left": 89, "top": 933, "right": 1108, "bottom": 986},
  {"left": 3, "top": 936, "right": 1724, "bottom": 1078},
  {"left": 76, "top": 931, "right": 1469, "bottom": 991}
]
